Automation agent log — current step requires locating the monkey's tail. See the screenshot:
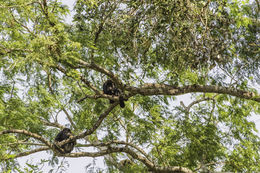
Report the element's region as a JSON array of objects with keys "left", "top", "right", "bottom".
[{"left": 119, "top": 96, "right": 125, "bottom": 108}]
